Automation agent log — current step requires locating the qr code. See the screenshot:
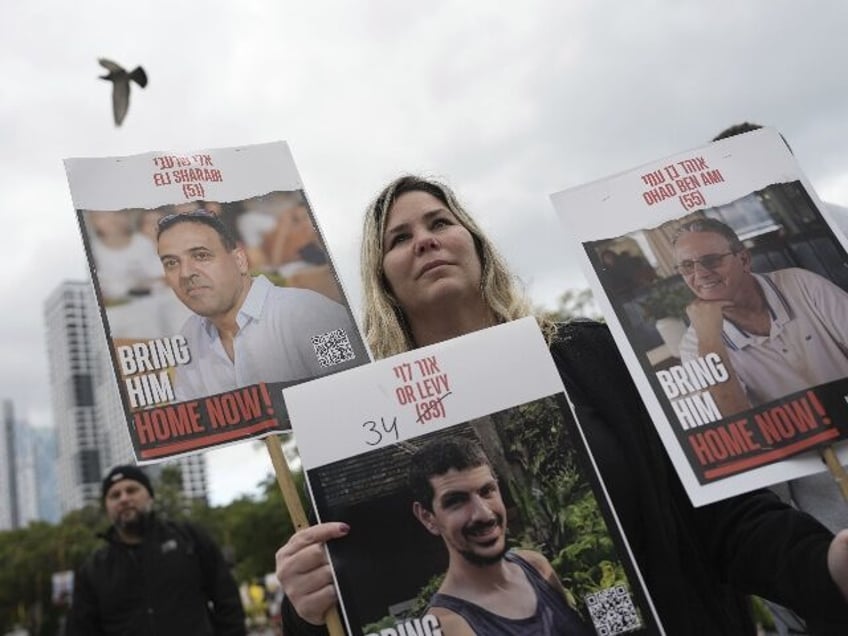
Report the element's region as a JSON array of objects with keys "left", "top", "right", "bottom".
[
  {"left": 585, "top": 585, "right": 642, "bottom": 635},
  {"left": 311, "top": 328, "right": 356, "bottom": 368}
]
